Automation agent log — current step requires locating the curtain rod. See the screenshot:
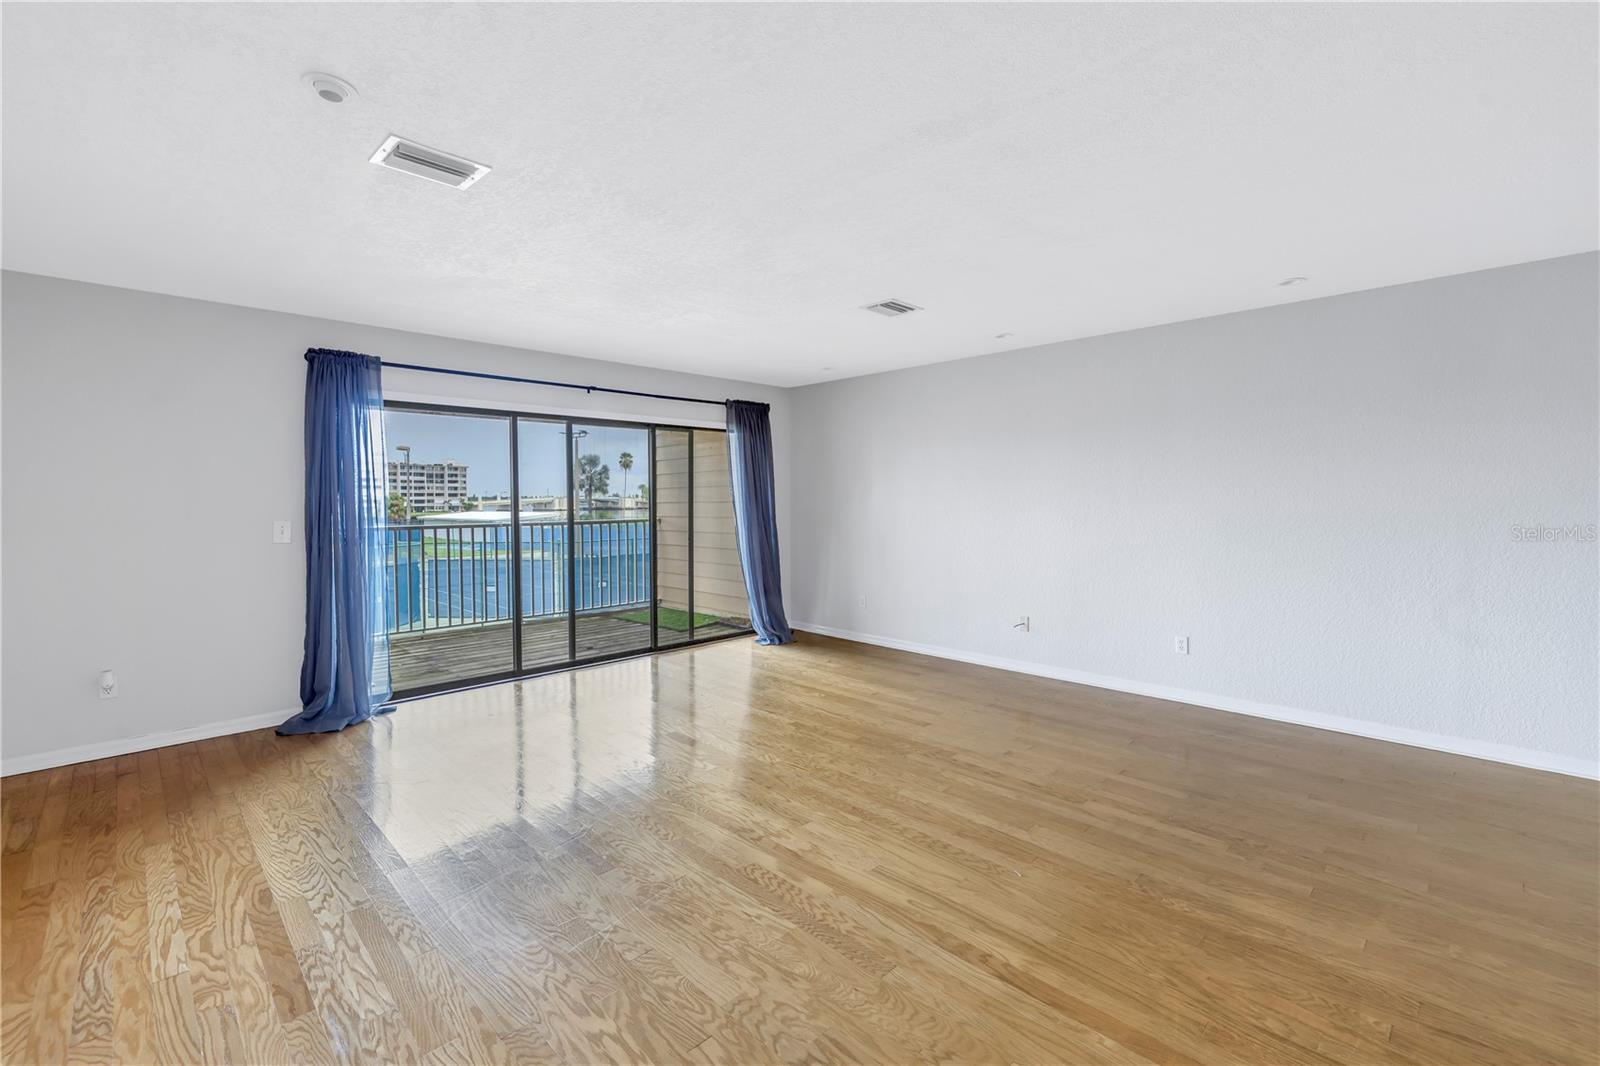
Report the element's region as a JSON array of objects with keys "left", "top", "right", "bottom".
[{"left": 377, "top": 359, "right": 729, "bottom": 407}]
